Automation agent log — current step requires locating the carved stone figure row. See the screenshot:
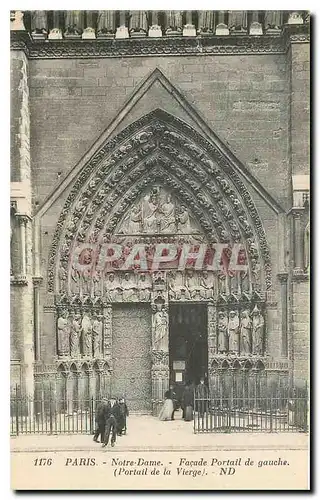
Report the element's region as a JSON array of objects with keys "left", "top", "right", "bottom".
[
  {"left": 57, "top": 310, "right": 103, "bottom": 358},
  {"left": 168, "top": 270, "right": 215, "bottom": 300},
  {"left": 216, "top": 305, "right": 264, "bottom": 356},
  {"left": 104, "top": 272, "right": 151, "bottom": 302},
  {"left": 25, "top": 11, "right": 303, "bottom": 39}
]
